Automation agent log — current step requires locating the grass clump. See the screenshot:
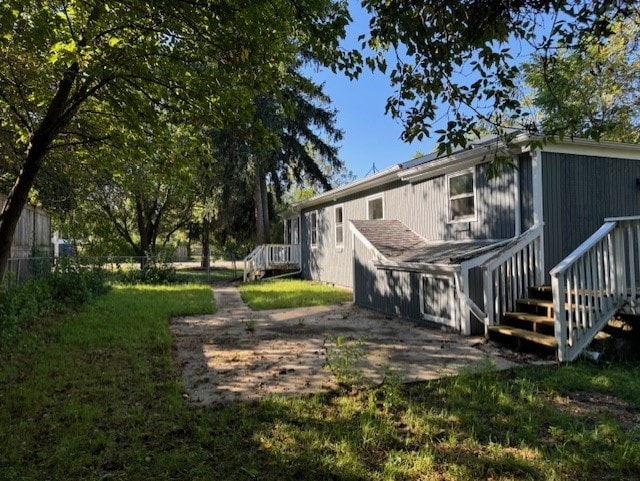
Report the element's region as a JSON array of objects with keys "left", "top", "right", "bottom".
[{"left": 238, "top": 279, "right": 352, "bottom": 310}]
